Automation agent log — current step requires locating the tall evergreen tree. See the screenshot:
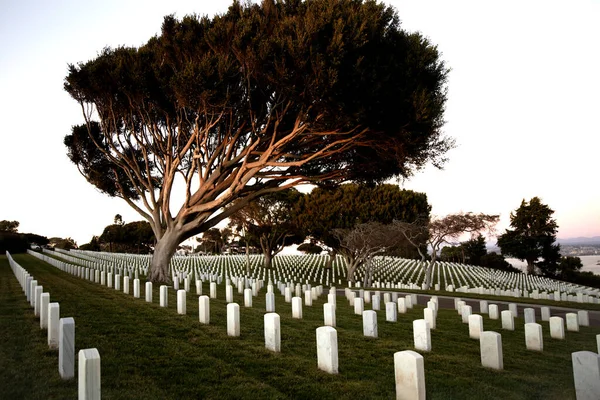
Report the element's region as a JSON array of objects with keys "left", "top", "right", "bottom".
[{"left": 497, "top": 197, "right": 560, "bottom": 275}]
